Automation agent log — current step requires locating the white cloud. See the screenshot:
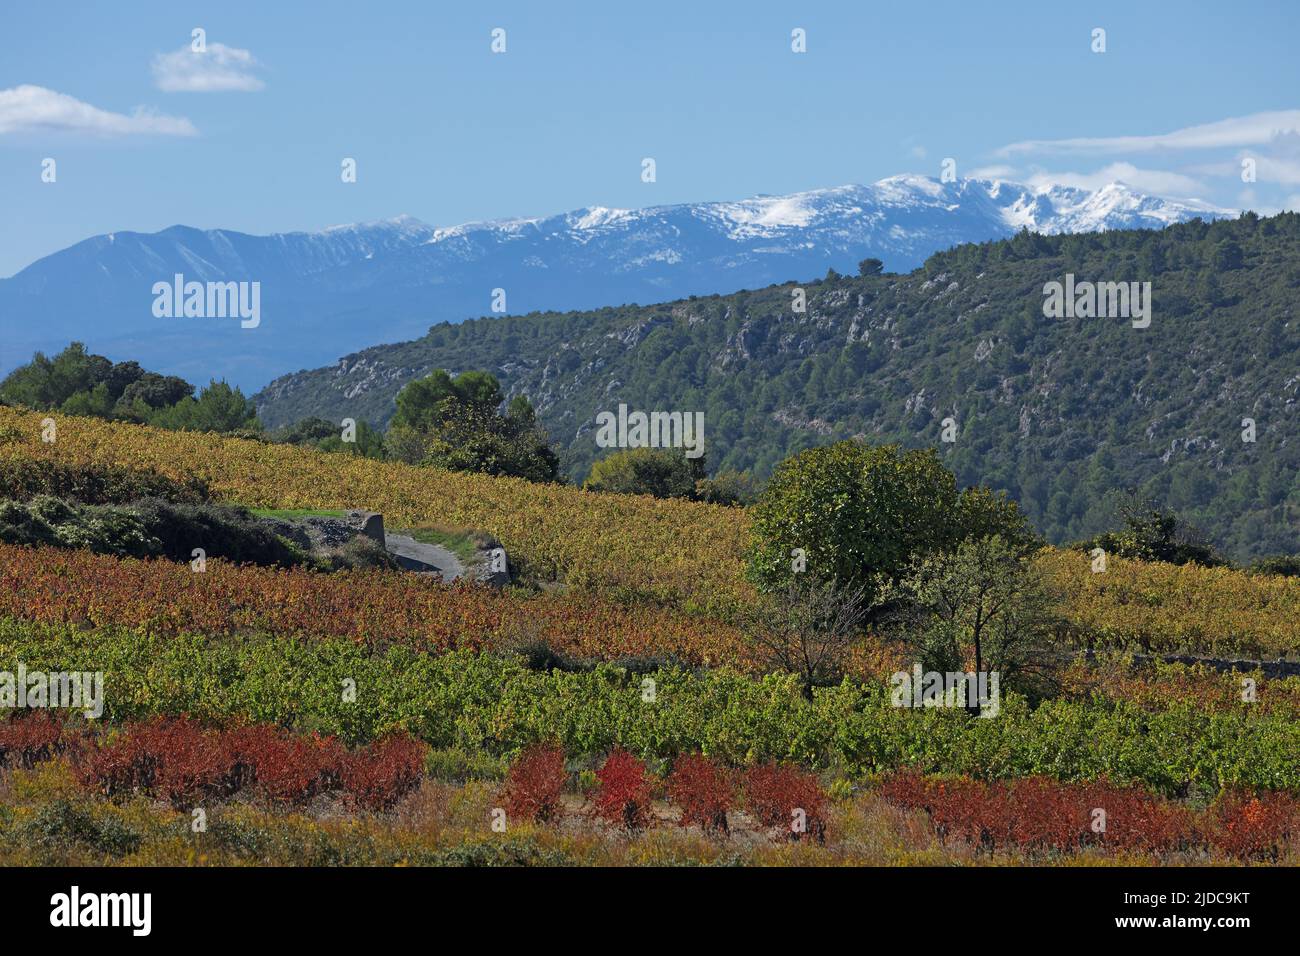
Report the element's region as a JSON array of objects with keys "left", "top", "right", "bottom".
[
  {"left": 997, "top": 110, "right": 1300, "bottom": 157},
  {"left": 0, "top": 84, "right": 197, "bottom": 136},
  {"left": 1024, "top": 162, "right": 1207, "bottom": 197},
  {"left": 1247, "top": 155, "right": 1300, "bottom": 186},
  {"left": 967, "top": 164, "right": 1018, "bottom": 181},
  {"left": 152, "top": 42, "right": 264, "bottom": 92}
]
